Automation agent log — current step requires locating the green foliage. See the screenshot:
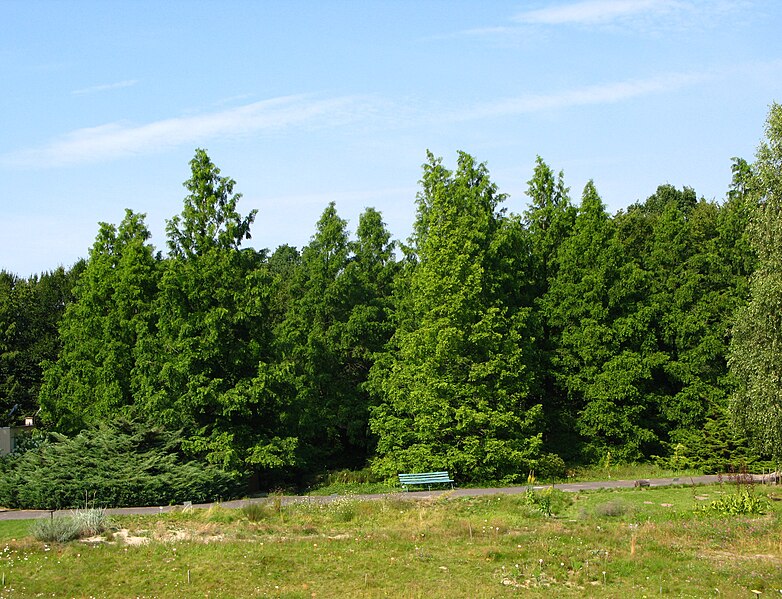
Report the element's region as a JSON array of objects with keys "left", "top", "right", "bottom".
[
  {"left": 166, "top": 148, "right": 257, "bottom": 258},
  {"left": 0, "top": 264, "right": 83, "bottom": 422},
  {"left": 544, "top": 180, "right": 658, "bottom": 461},
  {"left": 0, "top": 420, "right": 240, "bottom": 509},
  {"left": 699, "top": 488, "right": 769, "bottom": 516},
  {"left": 729, "top": 102, "right": 782, "bottom": 464},
  {"left": 39, "top": 211, "right": 159, "bottom": 434},
  {"left": 535, "top": 453, "right": 567, "bottom": 481},
  {"left": 273, "top": 203, "right": 397, "bottom": 472},
  {"left": 524, "top": 488, "right": 552, "bottom": 516},
  {"left": 307, "top": 468, "right": 397, "bottom": 496},
  {"left": 1, "top": 133, "right": 770, "bottom": 490},
  {"left": 666, "top": 405, "right": 766, "bottom": 473},
  {"left": 370, "top": 152, "right": 543, "bottom": 483},
  {"left": 133, "top": 150, "right": 294, "bottom": 477}
]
